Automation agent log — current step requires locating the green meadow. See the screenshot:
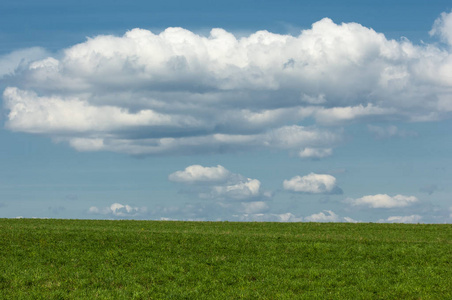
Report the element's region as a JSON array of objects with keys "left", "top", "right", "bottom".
[{"left": 0, "top": 219, "right": 450, "bottom": 299}]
